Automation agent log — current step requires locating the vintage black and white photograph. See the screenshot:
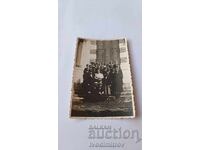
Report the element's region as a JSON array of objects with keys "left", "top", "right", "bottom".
[{"left": 70, "top": 38, "right": 135, "bottom": 118}]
